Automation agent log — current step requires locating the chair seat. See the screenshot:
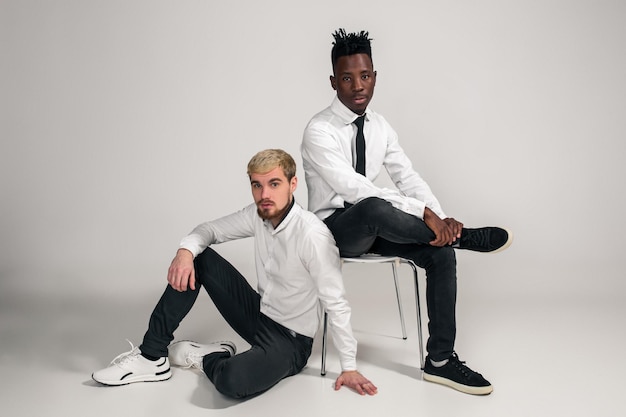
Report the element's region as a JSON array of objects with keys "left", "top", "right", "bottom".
[{"left": 341, "top": 254, "right": 403, "bottom": 263}]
